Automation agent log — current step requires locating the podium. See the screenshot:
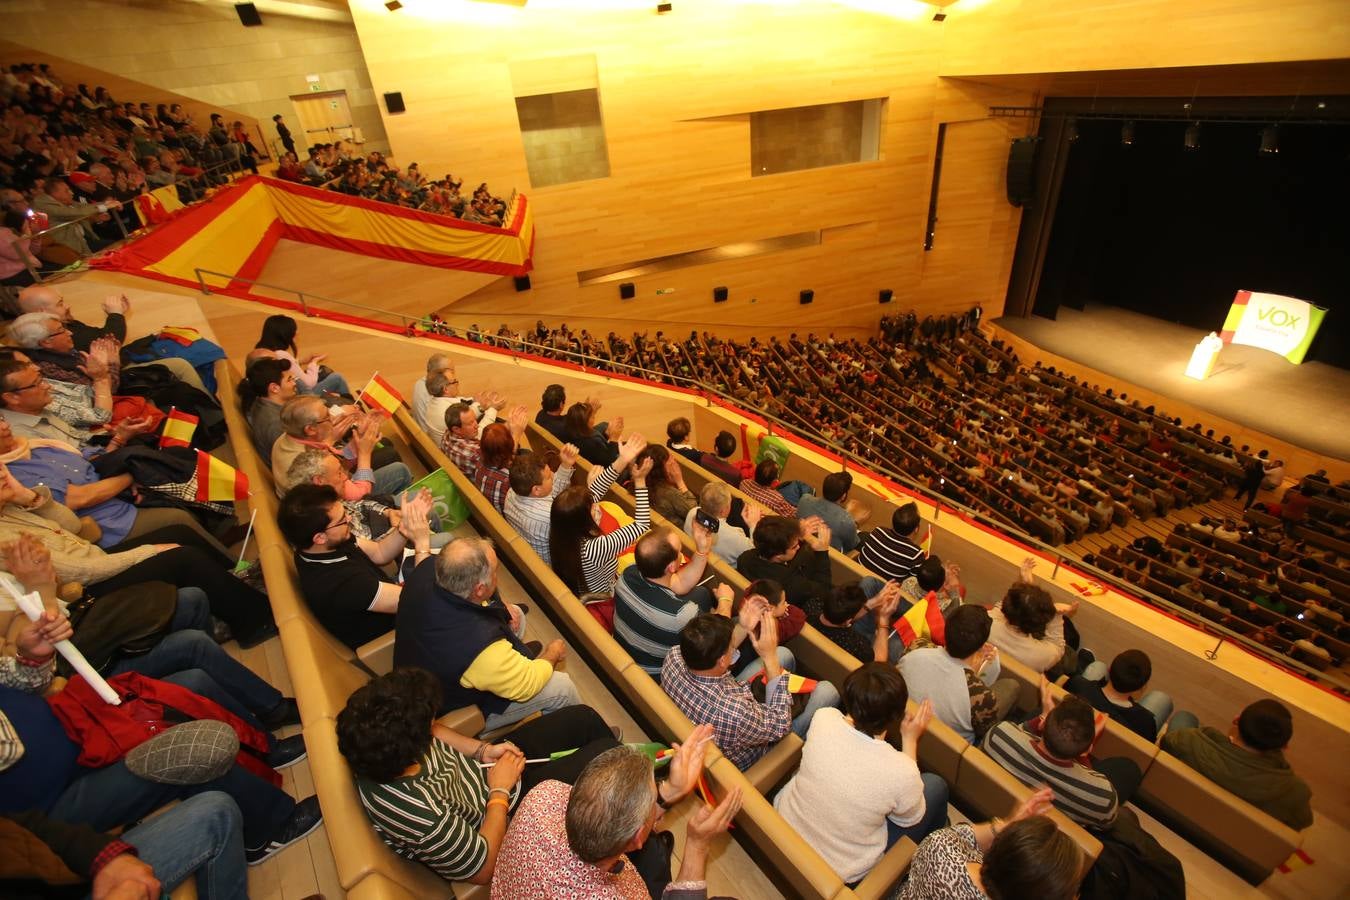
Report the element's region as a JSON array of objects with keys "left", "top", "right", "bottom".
[{"left": 1185, "top": 333, "right": 1224, "bottom": 380}]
